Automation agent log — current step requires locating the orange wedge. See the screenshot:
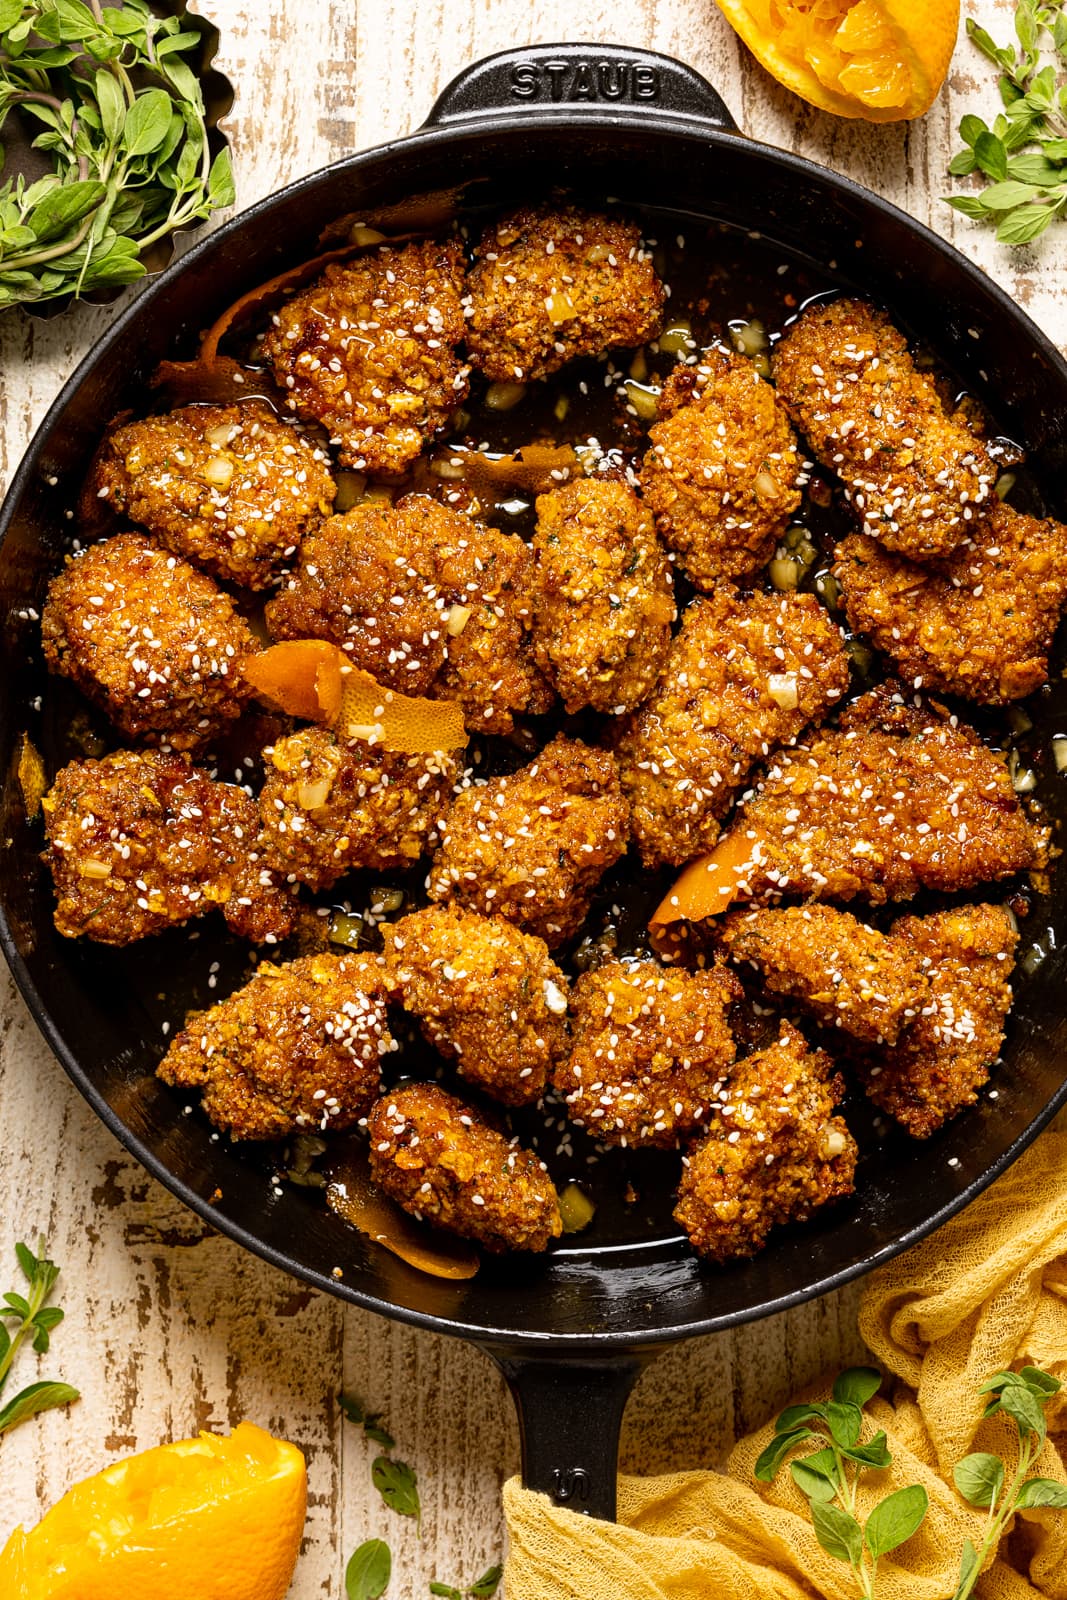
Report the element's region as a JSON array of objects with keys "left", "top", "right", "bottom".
[
  {"left": 714, "top": 0, "right": 959, "bottom": 120},
  {"left": 0, "top": 1422, "right": 306, "bottom": 1600}
]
